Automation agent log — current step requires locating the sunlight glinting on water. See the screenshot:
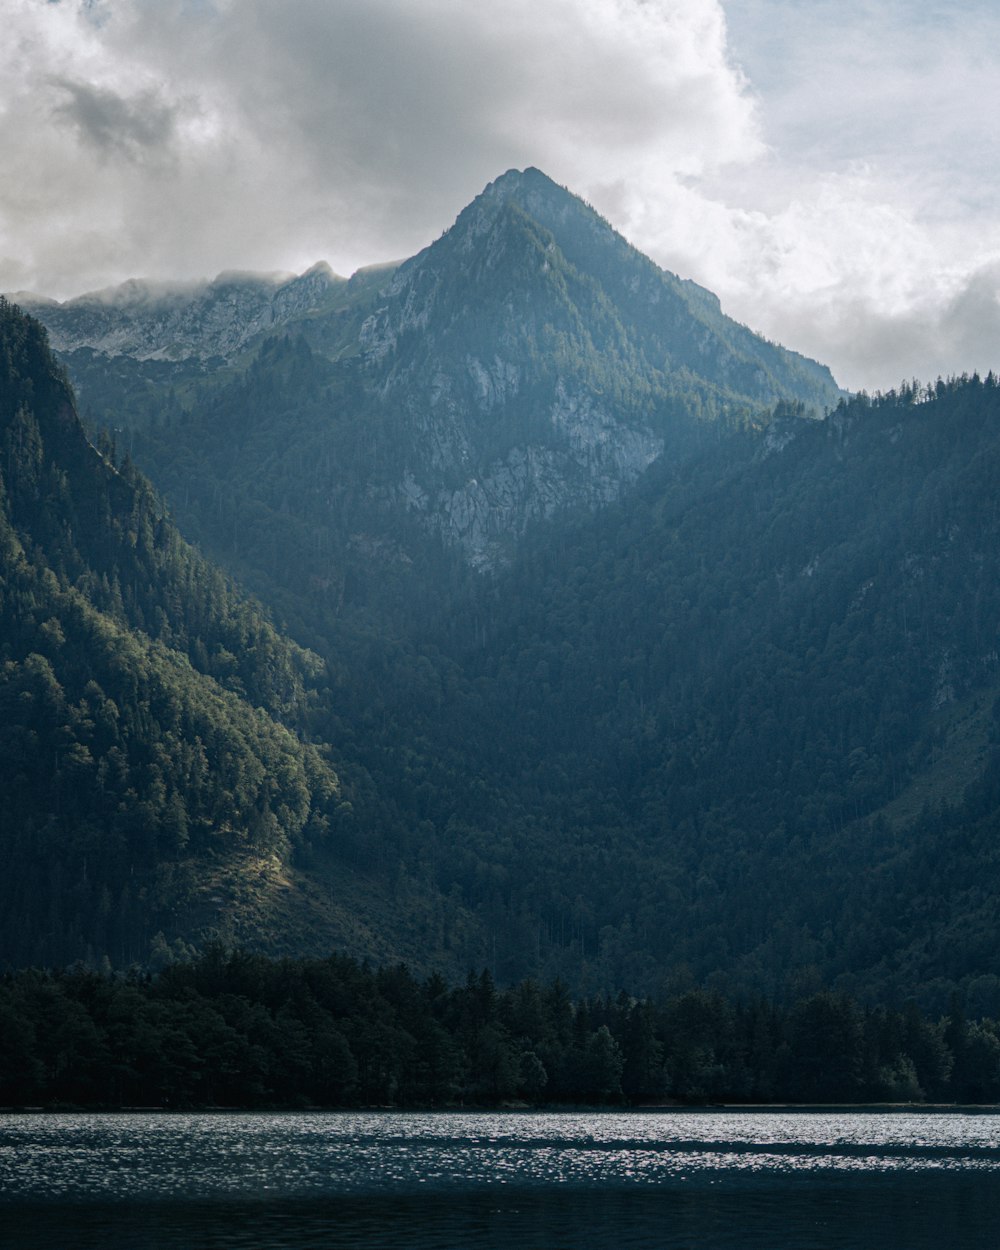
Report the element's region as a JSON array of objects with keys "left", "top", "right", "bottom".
[{"left": 3, "top": 1110, "right": 1000, "bottom": 1204}]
